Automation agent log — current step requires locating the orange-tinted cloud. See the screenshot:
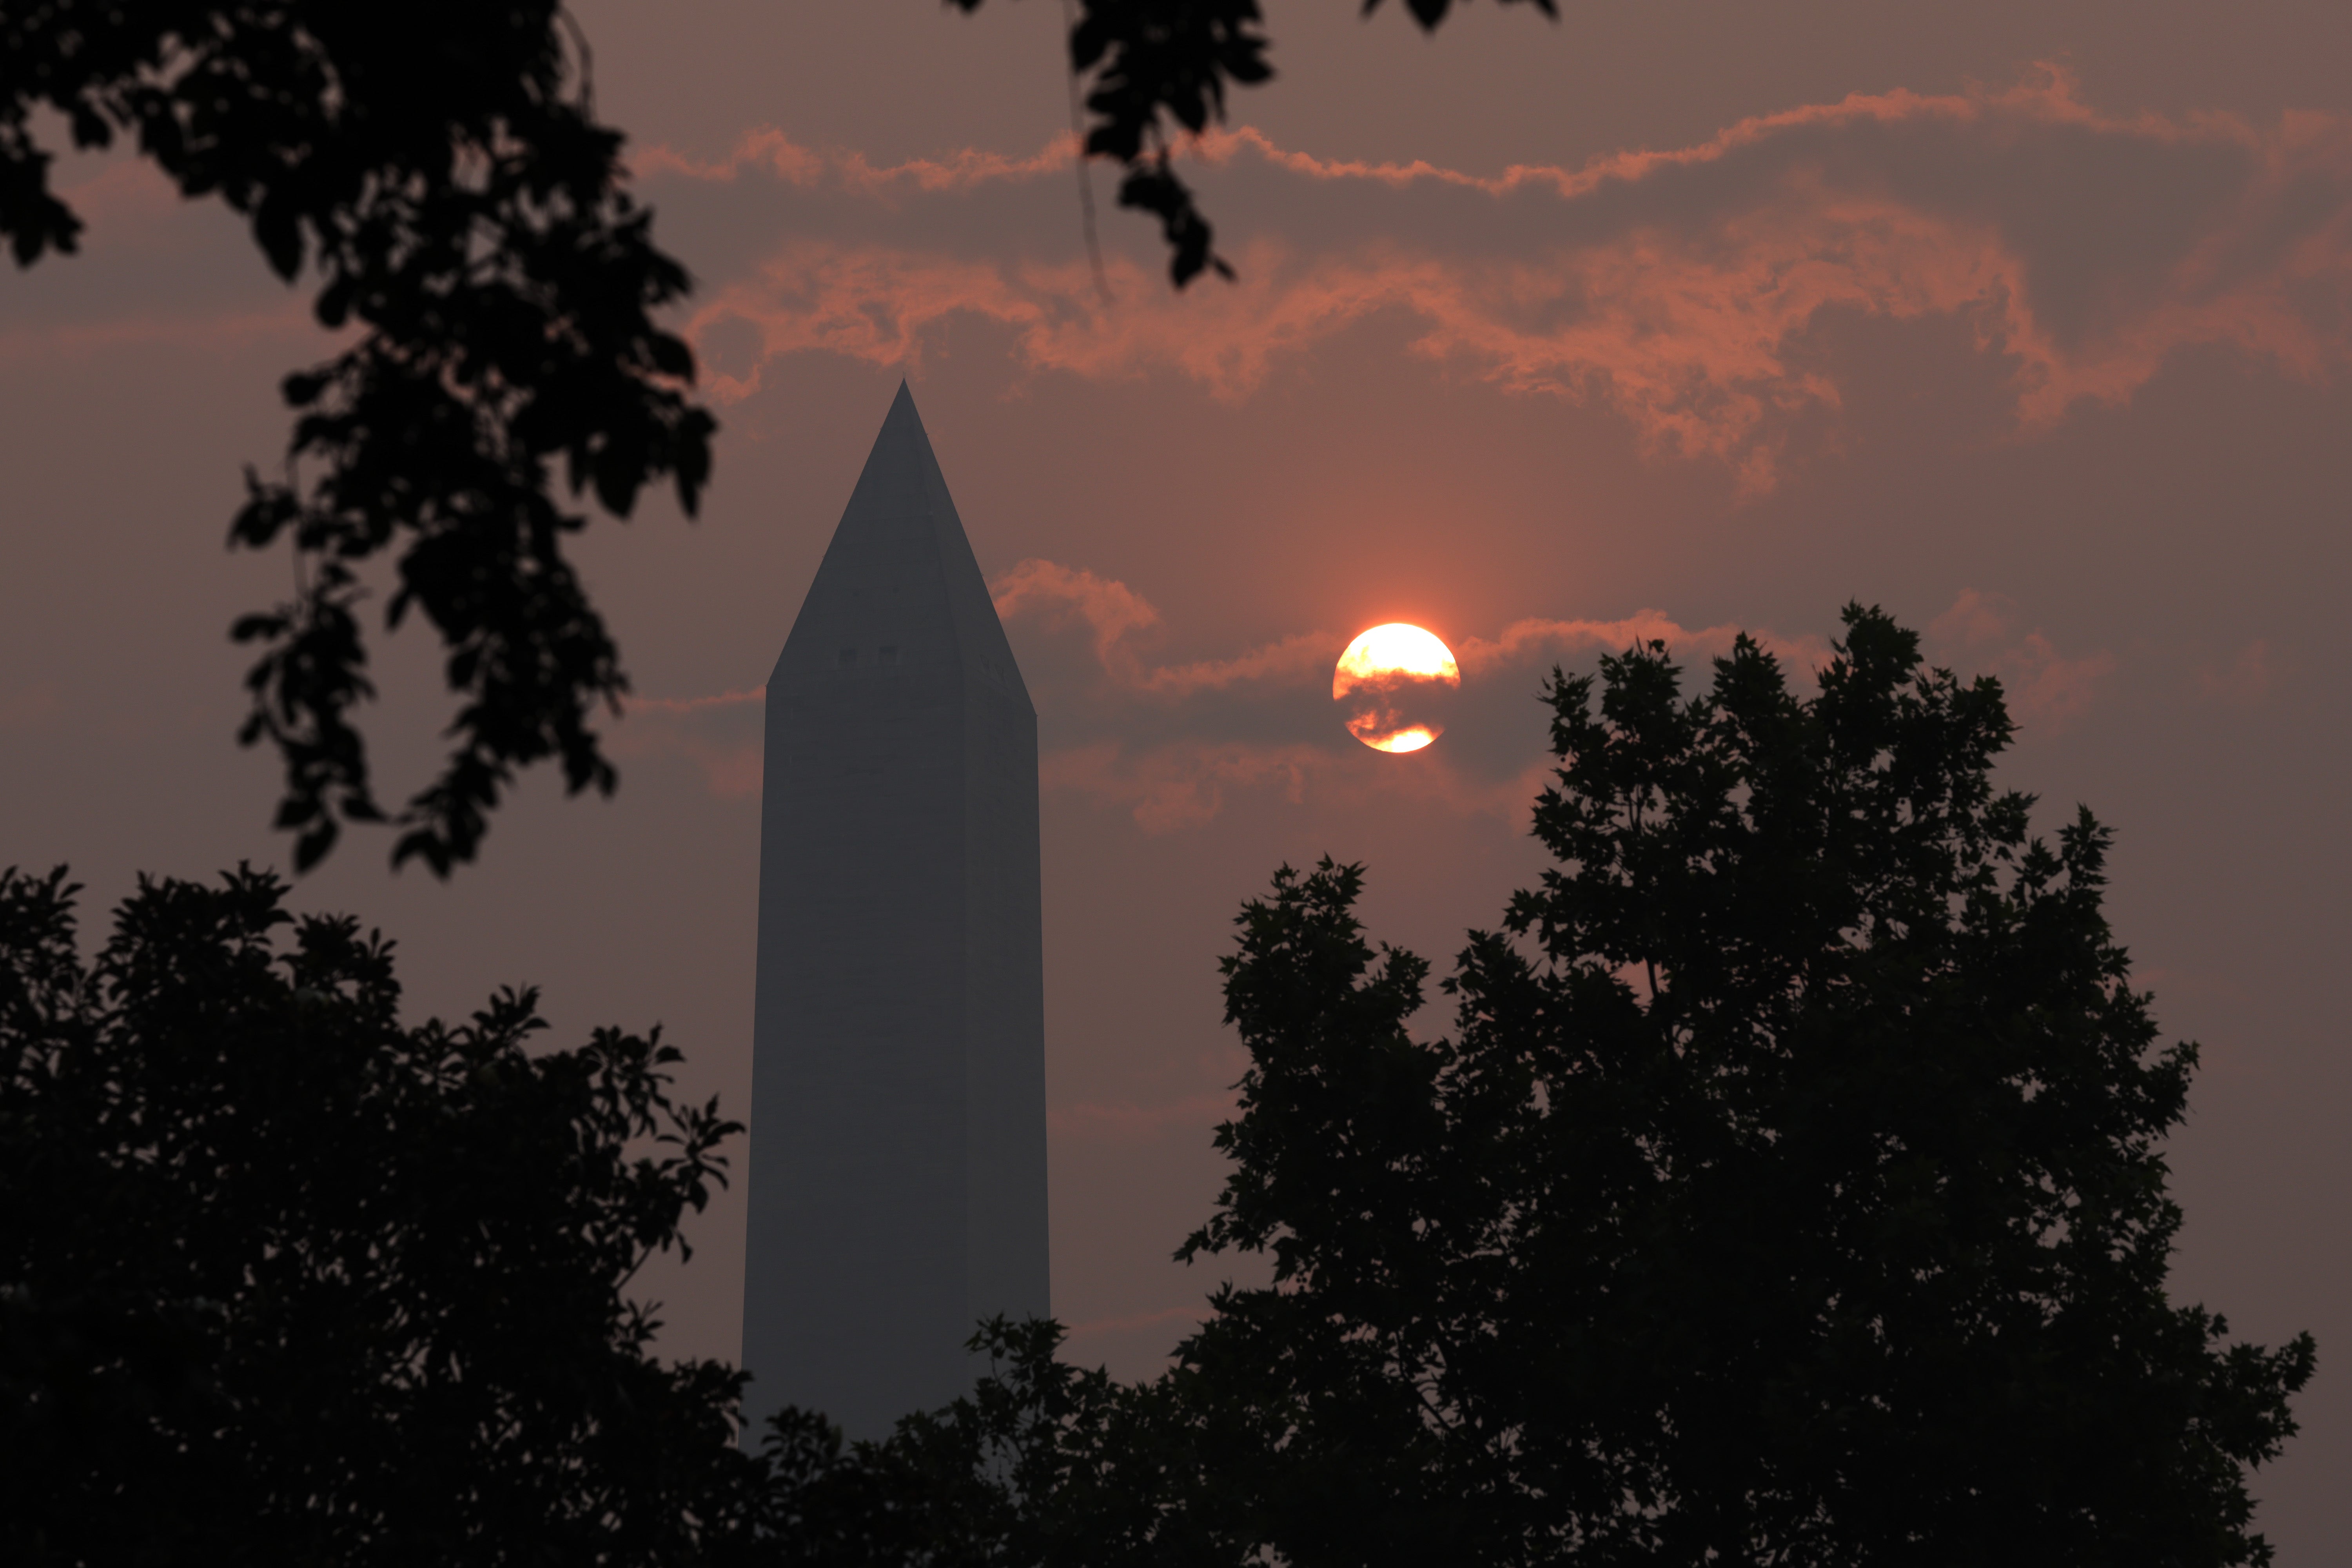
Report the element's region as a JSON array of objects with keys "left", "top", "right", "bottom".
[
  {"left": 688, "top": 240, "right": 1403, "bottom": 407},
  {"left": 989, "top": 559, "right": 1161, "bottom": 667},
  {"left": 606, "top": 687, "right": 765, "bottom": 798},
  {"left": 1927, "top": 590, "right": 2116, "bottom": 731},
  {"left": 0, "top": 302, "right": 321, "bottom": 363},
  {"left": 990, "top": 559, "right": 1332, "bottom": 696},
  {"left": 677, "top": 69, "right": 2352, "bottom": 490},
  {"left": 1043, "top": 739, "right": 1327, "bottom": 834},
  {"left": 54, "top": 156, "right": 191, "bottom": 224},
  {"left": 1042, "top": 732, "right": 1564, "bottom": 834},
  {"left": 1189, "top": 67, "right": 2281, "bottom": 201},
  {"left": 624, "top": 686, "right": 766, "bottom": 716},
  {"left": 644, "top": 572, "right": 2081, "bottom": 825},
  {"left": 1996, "top": 635, "right": 2118, "bottom": 731},
  {"left": 0, "top": 158, "right": 343, "bottom": 359},
  {"left": 1000, "top": 561, "right": 1845, "bottom": 830},
  {"left": 634, "top": 127, "right": 1073, "bottom": 196},
  {"left": 1459, "top": 614, "right": 1834, "bottom": 682},
  {"left": 2196, "top": 639, "right": 2295, "bottom": 706},
  {"left": 1926, "top": 588, "right": 2016, "bottom": 652}
]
